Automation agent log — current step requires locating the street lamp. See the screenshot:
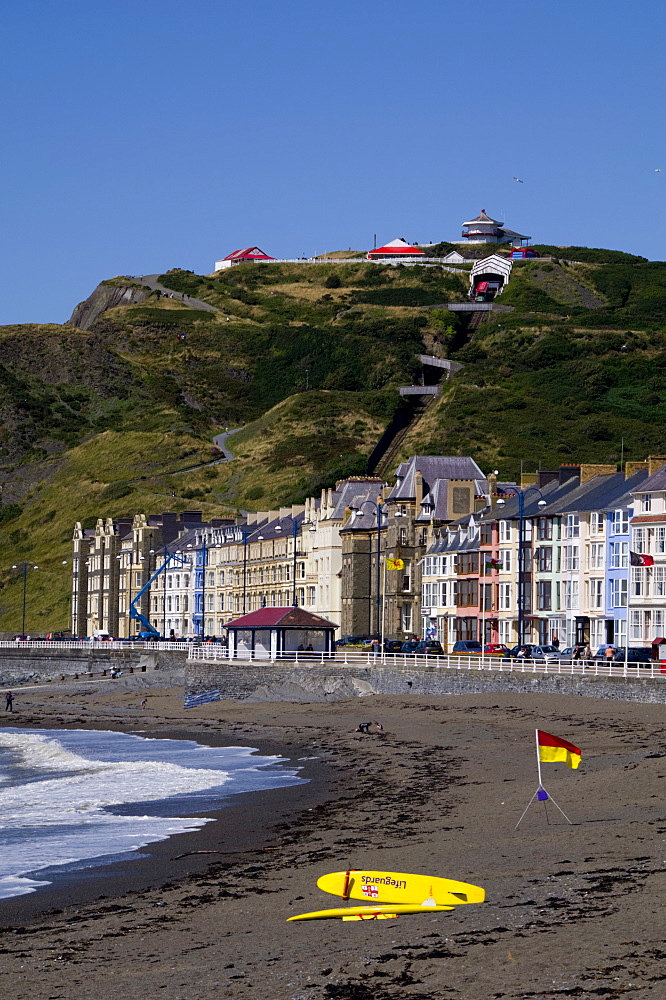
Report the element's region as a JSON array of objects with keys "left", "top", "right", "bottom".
[
  {"left": 11, "top": 562, "right": 39, "bottom": 639},
  {"left": 275, "top": 517, "right": 317, "bottom": 606},
  {"left": 495, "top": 488, "right": 547, "bottom": 647},
  {"left": 349, "top": 499, "right": 385, "bottom": 637}
]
